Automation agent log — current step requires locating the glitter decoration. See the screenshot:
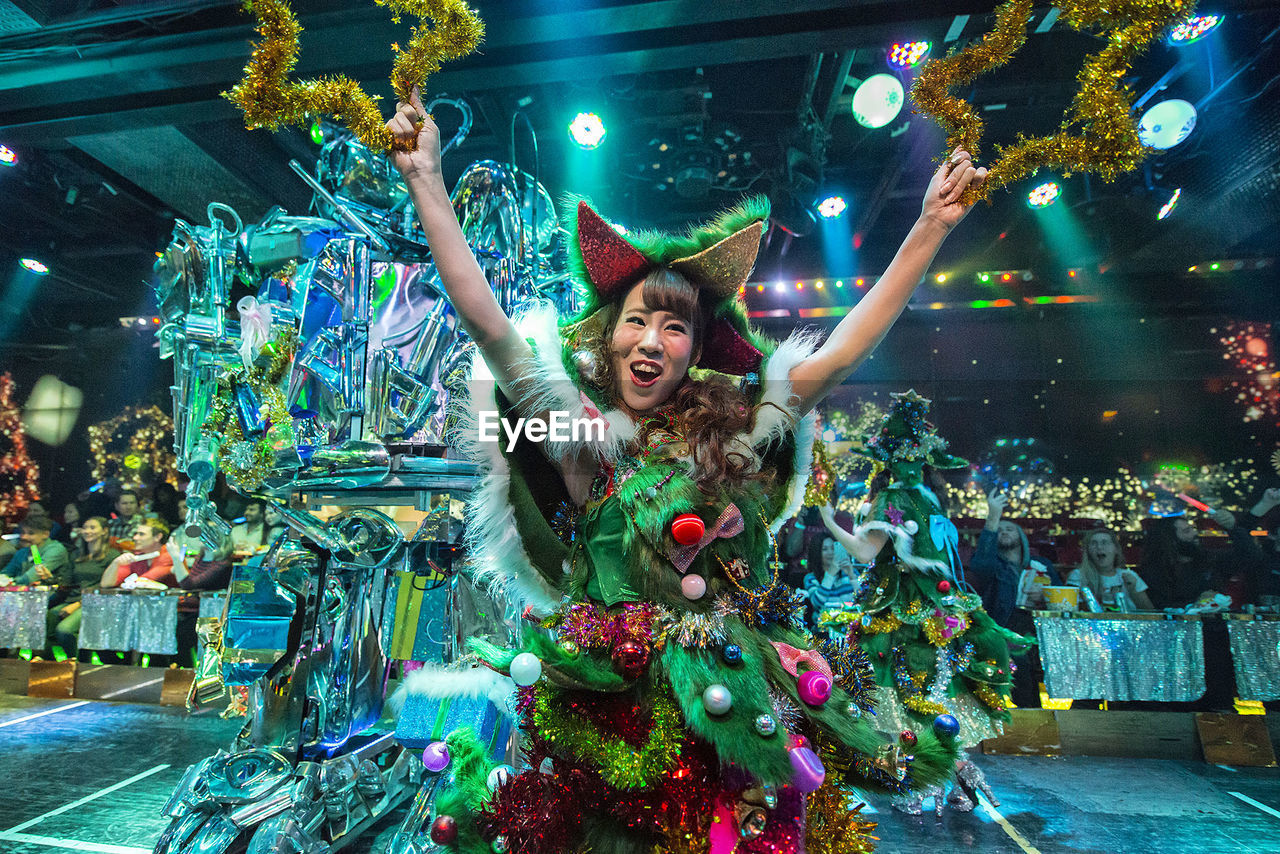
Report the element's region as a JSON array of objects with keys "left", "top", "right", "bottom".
[
  {"left": 910, "top": 0, "right": 1193, "bottom": 205},
  {"left": 87, "top": 404, "right": 179, "bottom": 486},
  {"left": 575, "top": 200, "right": 653, "bottom": 298},
  {"left": 1225, "top": 619, "right": 1280, "bottom": 701},
  {"left": 0, "top": 373, "right": 41, "bottom": 523},
  {"left": 528, "top": 684, "right": 683, "bottom": 789},
  {"left": 225, "top": 0, "right": 484, "bottom": 152},
  {"left": 0, "top": 590, "right": 48, "bottom": 649},
  {"left": 804, "top": 439, "right": 836, "bottom": 507},
  {"left": 1035, "top": 614, "right": 1207, "bottom": 701}
]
